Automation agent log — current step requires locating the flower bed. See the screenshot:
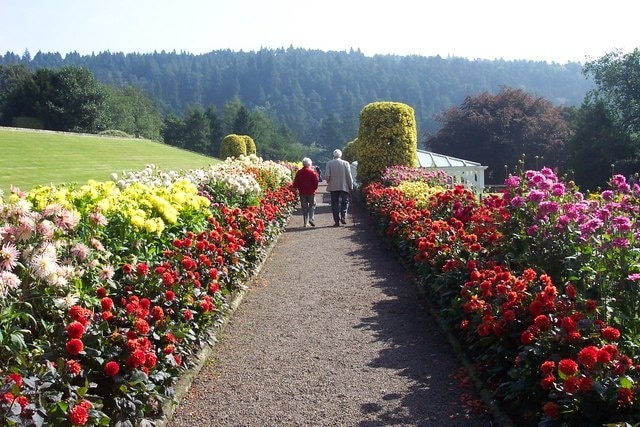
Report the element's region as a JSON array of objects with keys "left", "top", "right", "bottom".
[
  {"left": 0, "top": 155, "right": 297, "bottom": 426},
  {"left": 363, "top": 166, "right": 640, "bottom": 426}
]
